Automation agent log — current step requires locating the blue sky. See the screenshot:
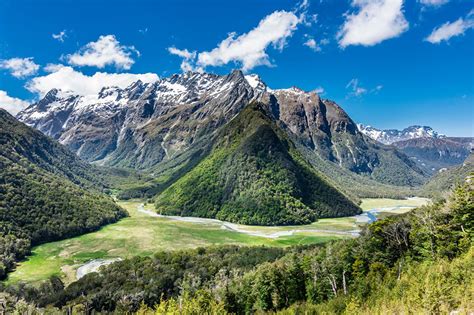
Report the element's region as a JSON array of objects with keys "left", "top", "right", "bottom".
[{"left": 0, "top": 0, "right": 473, "bottom": 136}]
